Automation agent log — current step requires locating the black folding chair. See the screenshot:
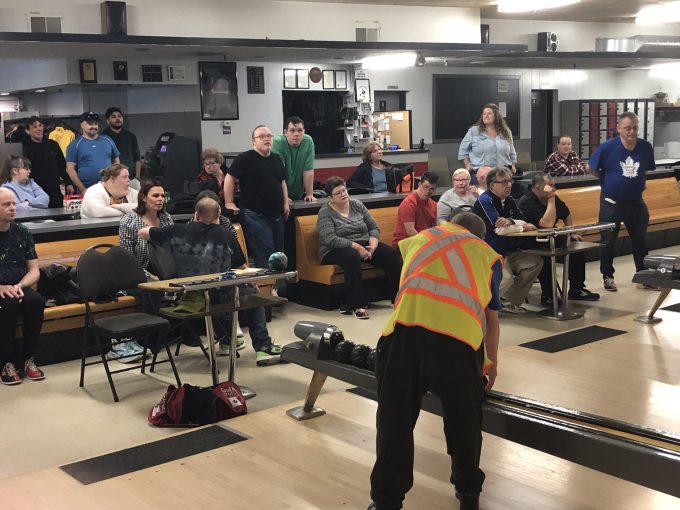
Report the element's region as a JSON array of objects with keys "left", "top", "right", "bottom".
[{"left": 77, "top": 244, "right": 181, "bottom": 402}]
